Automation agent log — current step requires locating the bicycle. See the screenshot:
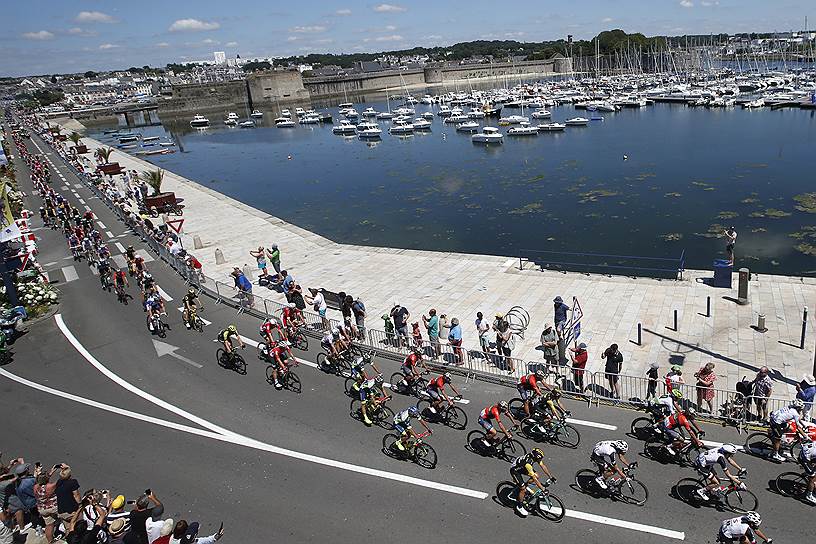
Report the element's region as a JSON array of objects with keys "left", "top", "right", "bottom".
[
  {"left": 148, "top": 313, "right": 166, "bottom": 338},
  {"left": 382, "top": 431, "right": 437, "bottom": 469},
  {"left": 674, "top": 475, "right": 758, "bottom": 513},
  {"left": 389, "top": 370, "right": 429, "bottom": 398},
  {"left": 114, "top": 283, "right": 129, "bottom": 305},
  {"left": 216, "top": 345, "right": 247, "bottom": 375},
  {"left": 265, "top": 359, "right": 302, "bottom": 393},
  {"left": 629, "top": 404, "right": 668, "bottom": 441},
  {"left": 350, "top": 390, "right": 394, "bottom": 428},
  {"left": 466, "top": 427, "right": 526, "bottom": 461},
  {"left": 520, "top": 415, "right": 581, "bottom": 449},
  {"left": 744, "top": 426, "right": 813, "bottom": 461},
  {"left": 495, "top": 479, "right": 565, "bottom": 521},
  {"left": 317, "top": 349, "right": 353, "bottom": 377},
  {"left": 415, "top": 396, "right": 468, "bottom": 430},
  {"left": 774, "top": 470, "right": 815, "bottom": 504},
  {"left": 70, "top": 246, "right": 82, "bottom": 261},
  {"left": 574, "top": 464, "right": 648, "bottom": 506},
  {"left": 185, "top": 307, "right": 205, "bottom": 333},
  {"left": 100, "top": 271, "right": 112, "bottom": 292},
  {"left": 643, "top": 434, "right": 703, "bottom": 467},
  {"left": 288, "top": 326, "right": 309, "bottom": 351}
]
